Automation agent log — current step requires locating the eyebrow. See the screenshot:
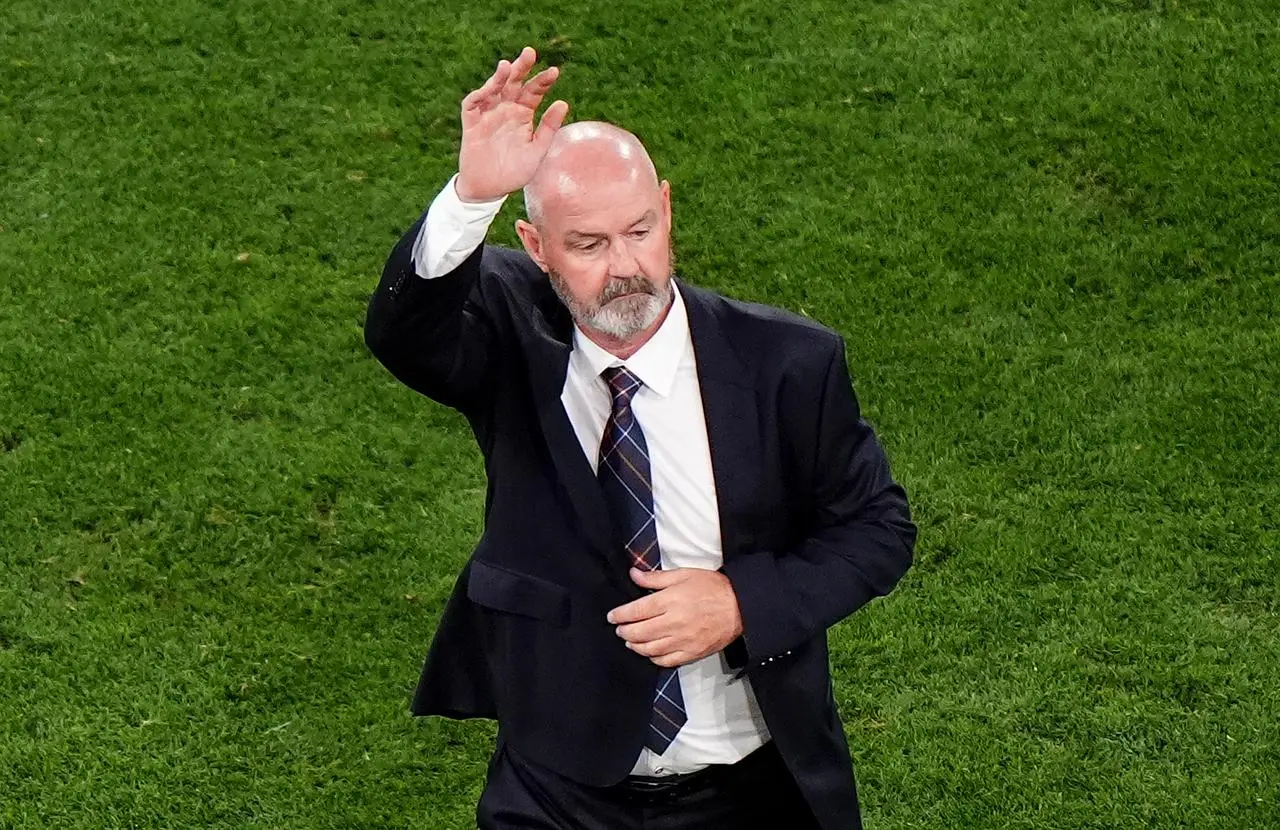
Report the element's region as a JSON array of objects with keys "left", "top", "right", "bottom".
[
  {"left": 563, "top": 211, "right": 657, "bottom": 243},
  {"left": 628, "top": 210, "right": 657, "bottom": 228},
  {"left": 628, "top": 210, "right": 657, "bottom": 229}
]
